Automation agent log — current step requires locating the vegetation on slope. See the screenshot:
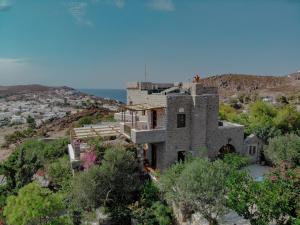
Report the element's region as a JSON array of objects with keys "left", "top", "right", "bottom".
[{"left": 1, "top": 95, "right": 300, "bottom": 225}]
